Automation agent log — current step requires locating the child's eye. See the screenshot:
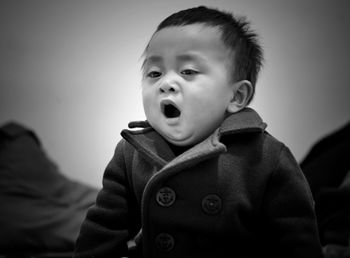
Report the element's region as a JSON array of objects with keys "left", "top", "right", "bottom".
[
  {"left": 181, "top": 69, "right": 199, "bottom": 76},
  {"left": 147, "top": 71, "right": 162, "bottom": 78}
]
